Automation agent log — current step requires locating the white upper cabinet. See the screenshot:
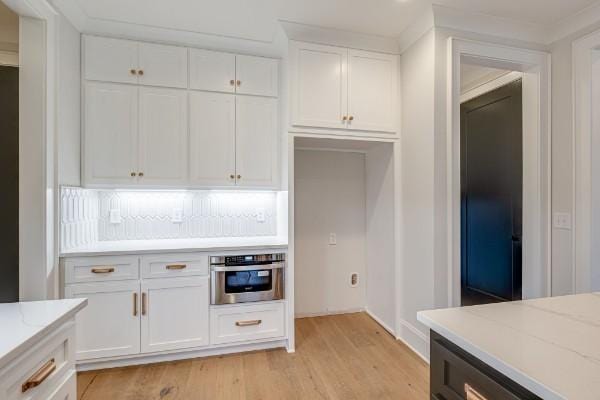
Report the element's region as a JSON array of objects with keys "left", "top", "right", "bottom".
[
  {"left": 236, "top": 55, "right": 278, "bottom": 97},
  {"left": 189, "top": 91, "right": 236, "bottom": 187},
  {"left": 138, "top": 42, "right": 188, "bottom": 88},
  {"left": 290, "top": 41, "right": 398, "bottom": 134},
  {"left": 84, "top": 36, "right": 138, "bottom": 84},
  {"left": 290, "top": 42, "right": 347, "bottom": 129},
  {"left": 189, "top": 49, "right": 236, "bottom": 93},
  {"left": 347, "top": 50, "right": 397, "bottom": 133},
  {"left": 236, "top": 96, "right": 278, "bottom": 188},
  {"left": 84, "top": 36, "right": 188, "bottom": 88},
  {"left": 138, "top": 87, "right": 188, "bottom": 185},
  {"left": 84, "top": 82, "right": 138, "bottom": 185}
]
